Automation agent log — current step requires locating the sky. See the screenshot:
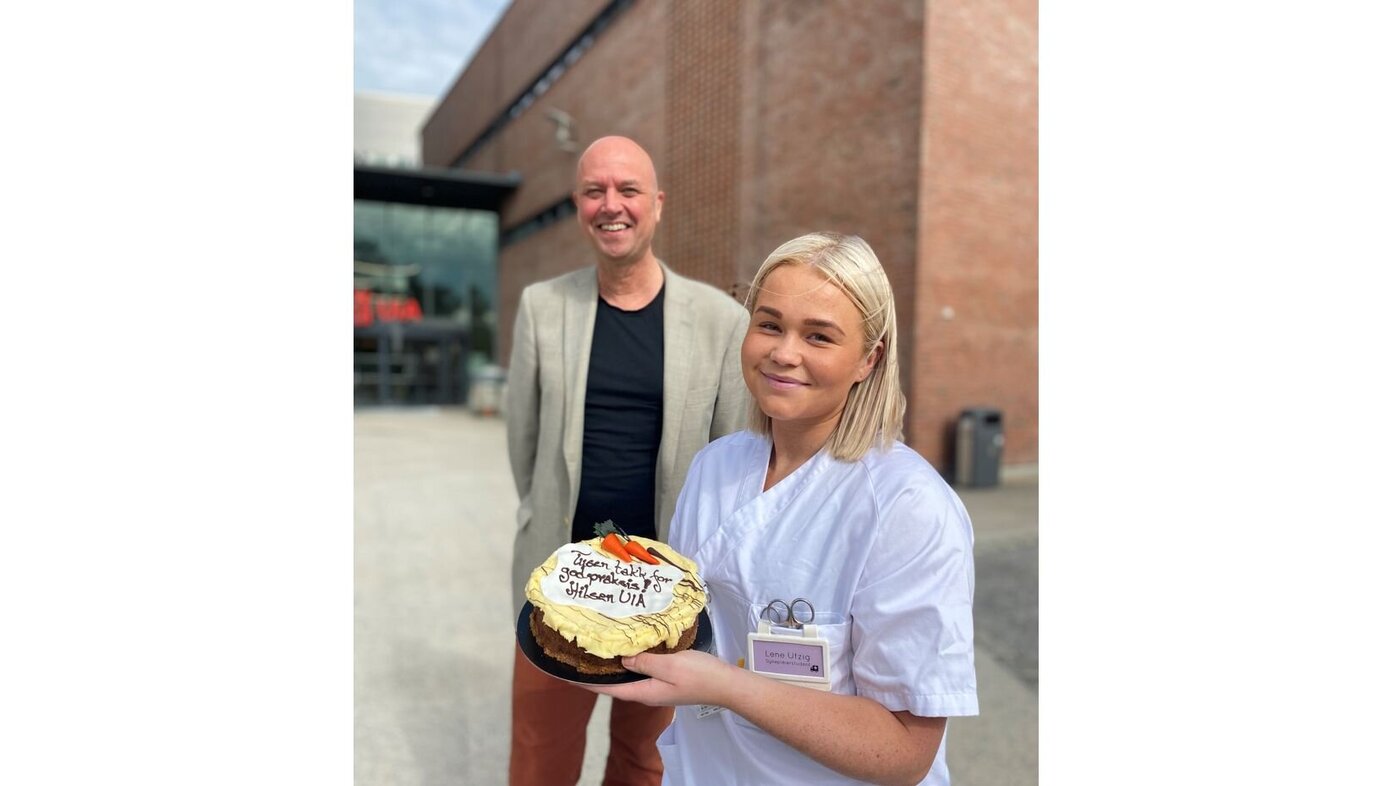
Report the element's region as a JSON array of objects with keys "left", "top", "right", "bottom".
[{"left": 355, "top": 0, "right": 512, "bottom": 99}]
